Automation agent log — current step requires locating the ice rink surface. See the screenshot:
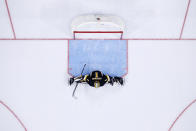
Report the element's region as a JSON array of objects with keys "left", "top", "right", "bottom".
[{"left": 0, "top": 0, "right": 196, "bottom": 131}]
